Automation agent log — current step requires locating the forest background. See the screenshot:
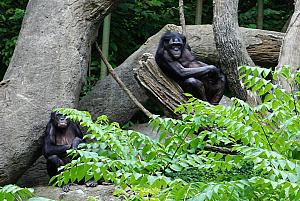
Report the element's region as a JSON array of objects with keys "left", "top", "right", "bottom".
[{"left": 0, "top": 0, "right": 293, "bottom": 86}]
